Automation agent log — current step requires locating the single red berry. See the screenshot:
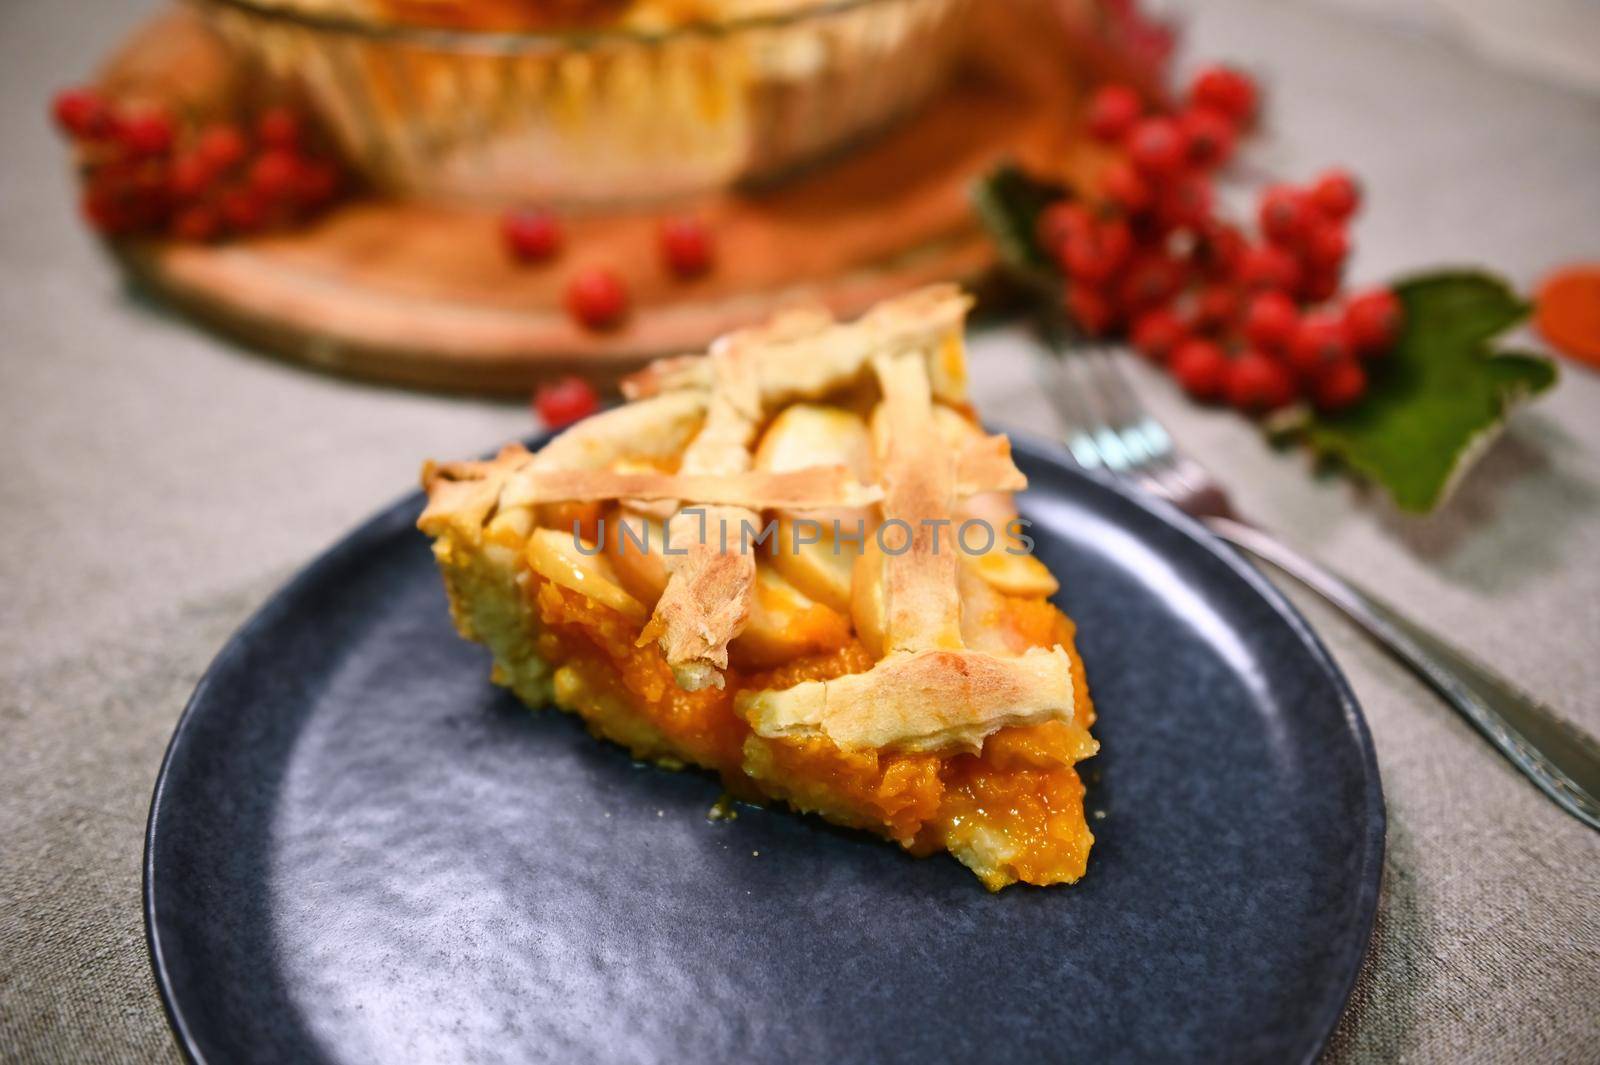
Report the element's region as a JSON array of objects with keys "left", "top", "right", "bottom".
[
  {"left": 1288, "top": 311, "right": 1353, "bottom": 375},
  {"left": 534, "top": 374, "right": 601, "bottom": 428},
  {"left": 1193, "top": 283, "right": 1241, "bottom": 333},
  {"left": 117, "top": 108, "right": 175, "bottom": 158},
  {"left": 1313, "top": 359, "right": 1368, "bottom": 412},
  {"left": 256, "top": 106, "right": 302, "bottom": 150},
  {"left": 1097, "top": 219, "right": 1134, "bottom": 273},
  {"left": 1189, "top": 64, "right": 1258, "bottom": 124},
  {"left": 249, "top": 149, "right": 300, "bottom": 204},
  {"left": 1065, "top": 282, "right": 1115, "bottom": 335},
  {"left": 1100, "top": 159, "right": 1153, "bottom": 214},
  {"left": 170, "top": 205, "right": 222, "bottom": 243},
  {"left": 1131, "top": 308, "right": 1188, "bottom": 364},
  {"left": 1127, "top": 117, "right": 1188, "bottom": 178},
  {"left": 91, "top": 165, "right": 167, "bottom": 230},
  {"left": 219, "top": 186, "right": 268, "bottom": 233},
  {"left": 1235, "top": 243, "right": 1302, "bottom": 293},
  {"left": 1170, "top": 339, "right": 1228, "bottom": 401},
  {"left": 1243, "top": 290, "right": 1299, "bottom": 352},
  {"left": 1226, "top": 350, "right": 1297, "bottom": 413},
  {"left": 1302, "top": 219, "right": 1349, "bottom": 272},
  {"left": 1310, "top": 168, "right": 1361, "bottom": 222},
  {"left": 168, "top": 152, "right": 217, "bottom": 202},
  {"left": 1118, "top": 251, "right": 1187, "bottom": 312},
  {"left": 659, "top": 216, "right": 715, "bottom": 278},
  {"left": 1155, "top": 173, "right": 1214, "bottom": 232},
  {"left": 1258, "top": 184, "right": 1310, "bottom": 246},
  {"left": 565, "top": 266, "right": 629, "bottom": 330},
  {"left": 80, "top": 186, "right": 133, "bottom": 235},
  {"left": 1344, "top": 288, "right": 1403, "bottom": 357},
  {"left": 1086, "top": 84, "right": 1142, "bottom": 143},
  {"left": 196, "top": 123, "right": 249, "bottom": 173},
  {"left": 51, "top": 86, "right": 111, "bottom": 139},
  {"left": 1179, "top": 107, "right": 1236, "bottom": 169},
  {"left": 502, "top": 208, "right": 563, "bottom": 263},
  {"left": 1036, "top": 201, "right": 1094, "bottom": 259},
  {"left": 1063, "top": 219, "right": 1132, "bottom": 284},
  {"left": 1063, "top": 239, "right": 1110, "bottom": 284},
  {"left": 1198, "top": 219, "right": 1246, "bottom": 276},
  {"left": 1299, "top": 266, "right": 1342, "bottom": 304}
]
